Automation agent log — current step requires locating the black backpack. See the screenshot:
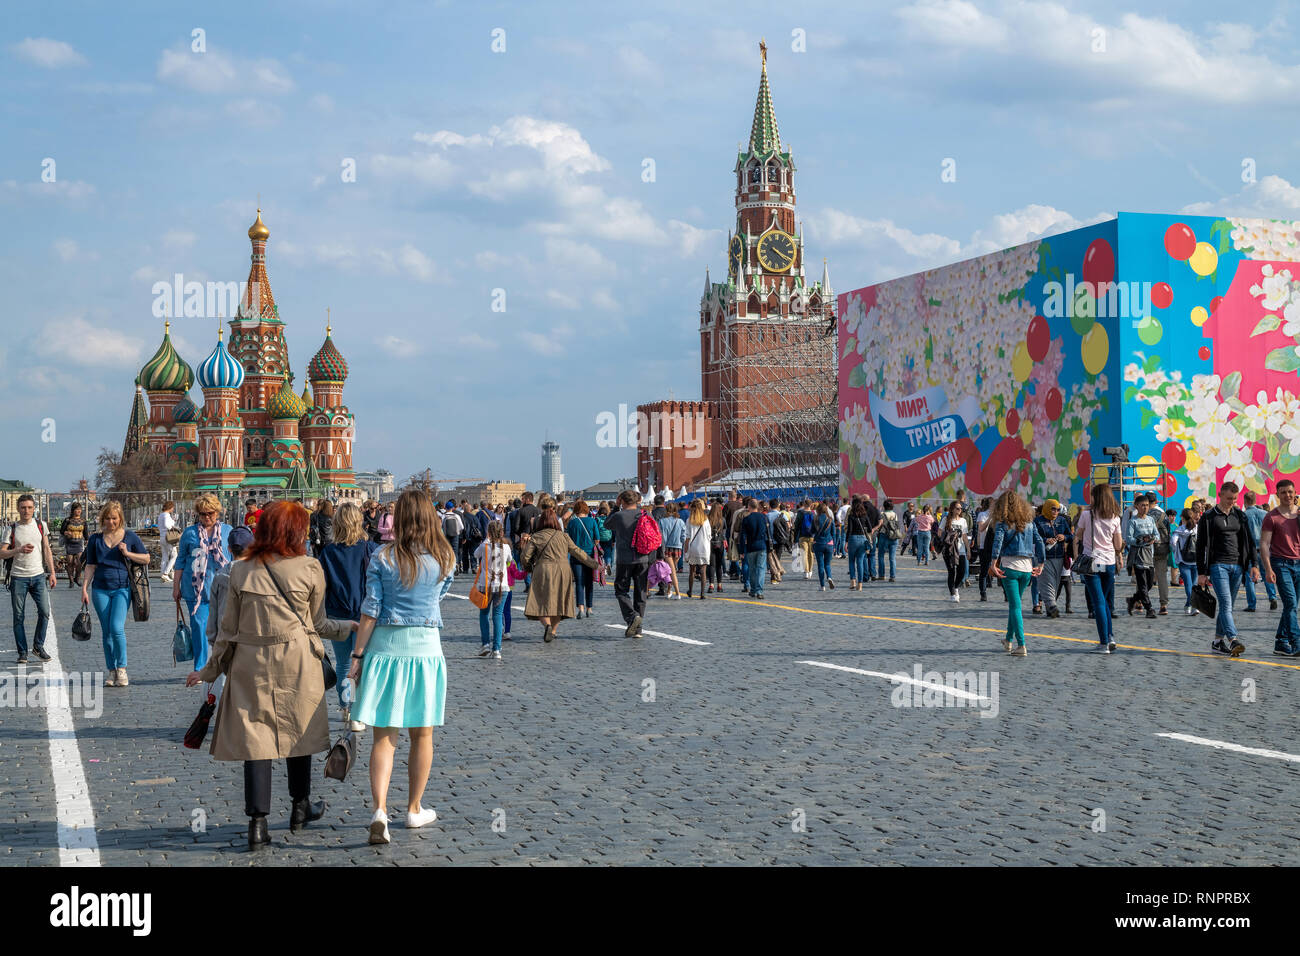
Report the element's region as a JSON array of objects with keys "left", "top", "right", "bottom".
[{"left": 463, "top": 512, "right": 484, "bottom": 545}]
